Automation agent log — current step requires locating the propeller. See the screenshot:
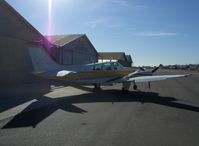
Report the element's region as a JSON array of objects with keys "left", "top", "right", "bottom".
[
  {"left": 135, "top": 64, "right": 161, "bottom": 89},
  {"left": 151, "top": 65, "right": 160, "bottom": 73},
  {"left": 139, "top": 67, "right": 145, "bottom": 71},
  {"left": 147, "top": 65, "right": 160, "bottom": 89},
  {"left": 139, "top": 65, "right": 160, "bottom": 73}
]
